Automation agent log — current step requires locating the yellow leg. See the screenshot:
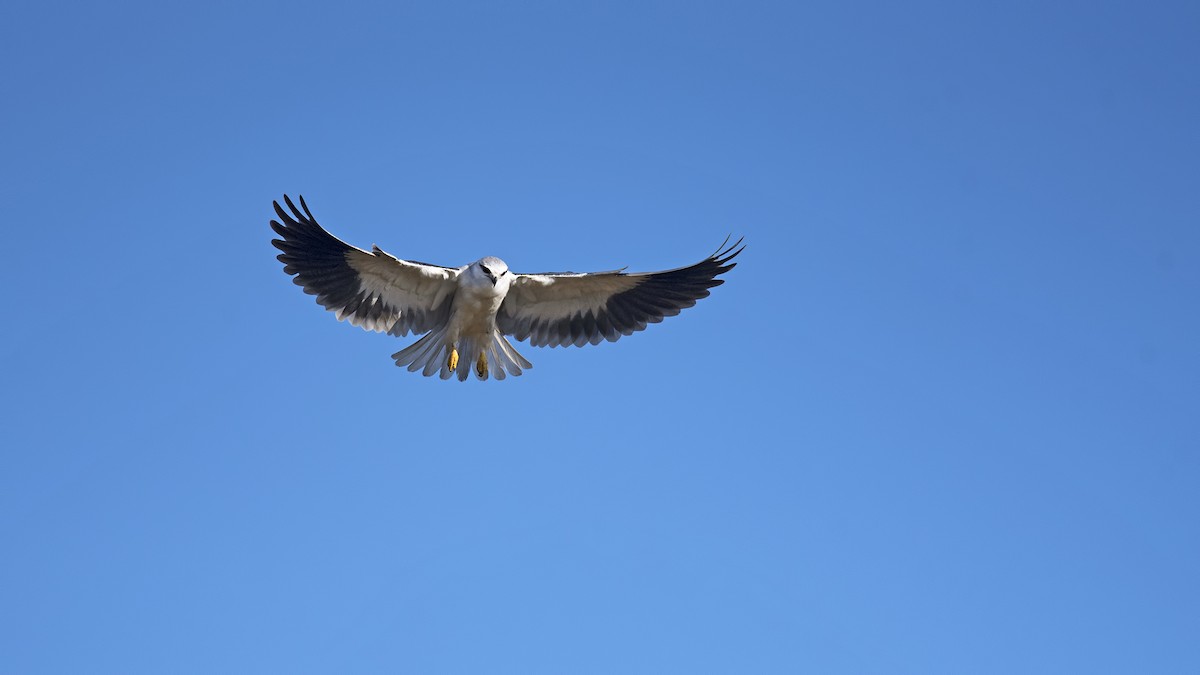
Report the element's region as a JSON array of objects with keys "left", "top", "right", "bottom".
[
  {"left": 447, "top": 348, "right": 459, "bottom": 372},
  {"left": 476, "top": 352, "right": 488, "bottom": 378}
]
